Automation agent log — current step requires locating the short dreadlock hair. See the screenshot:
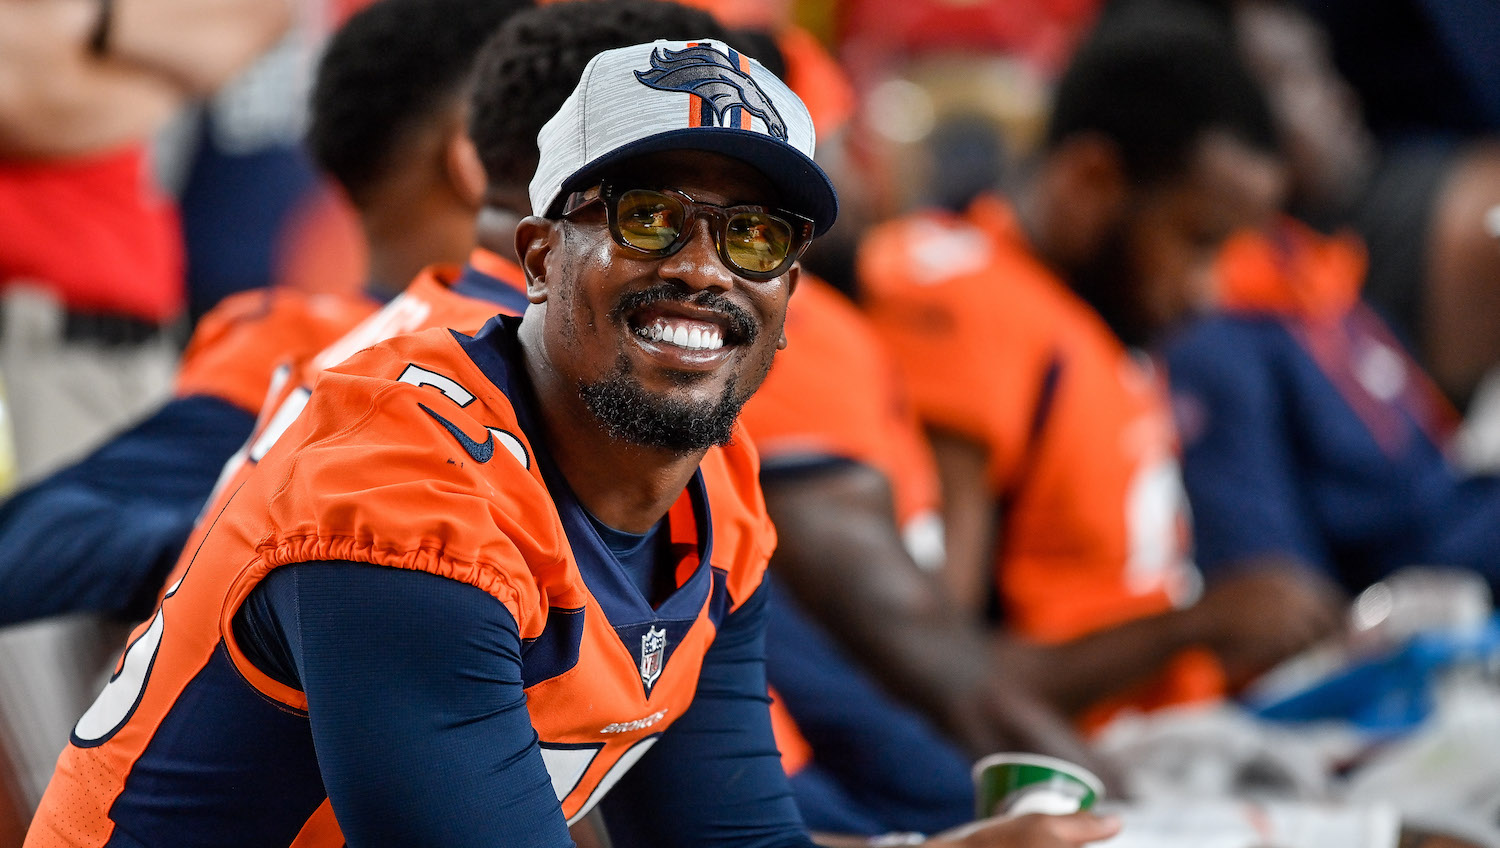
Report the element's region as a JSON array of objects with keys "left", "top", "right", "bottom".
[
  {"left": 307, "top": 0, "right": 530, "bottom": 207},
  {"left": 468, "top": 0, "right": 735, "bottom": 205}
]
